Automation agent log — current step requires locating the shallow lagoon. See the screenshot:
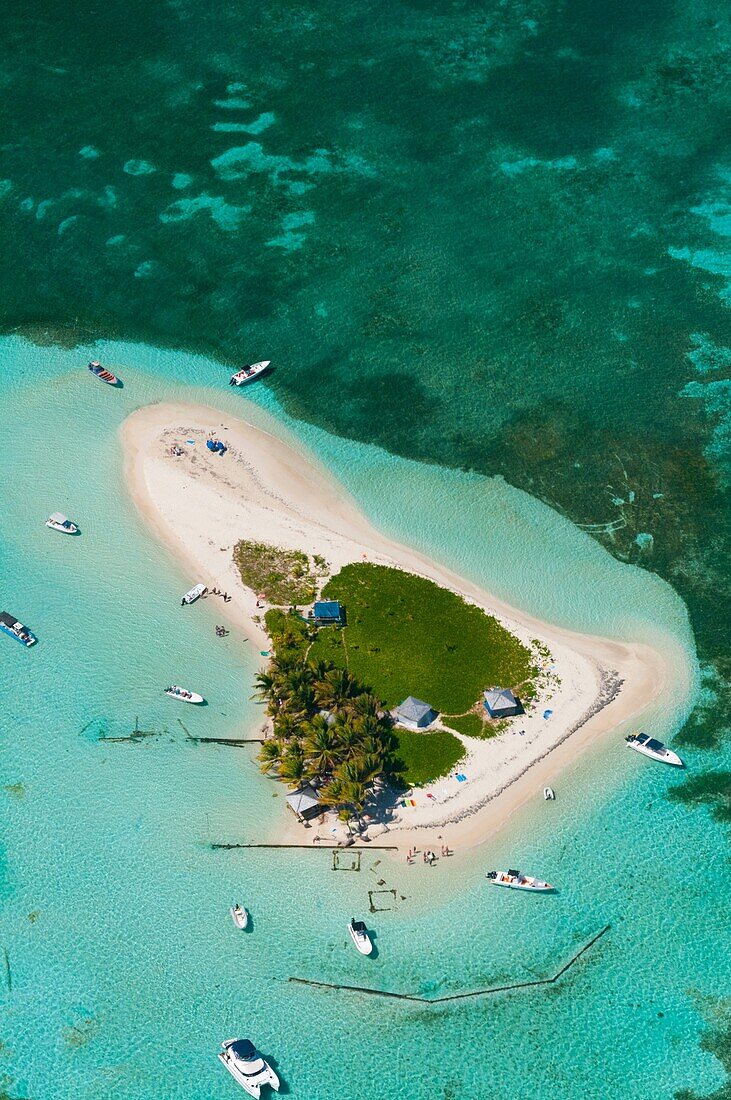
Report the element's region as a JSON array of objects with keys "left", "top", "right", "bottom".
[{"left": 0, "top": 338, "right": 726, "bottom": 1098}]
